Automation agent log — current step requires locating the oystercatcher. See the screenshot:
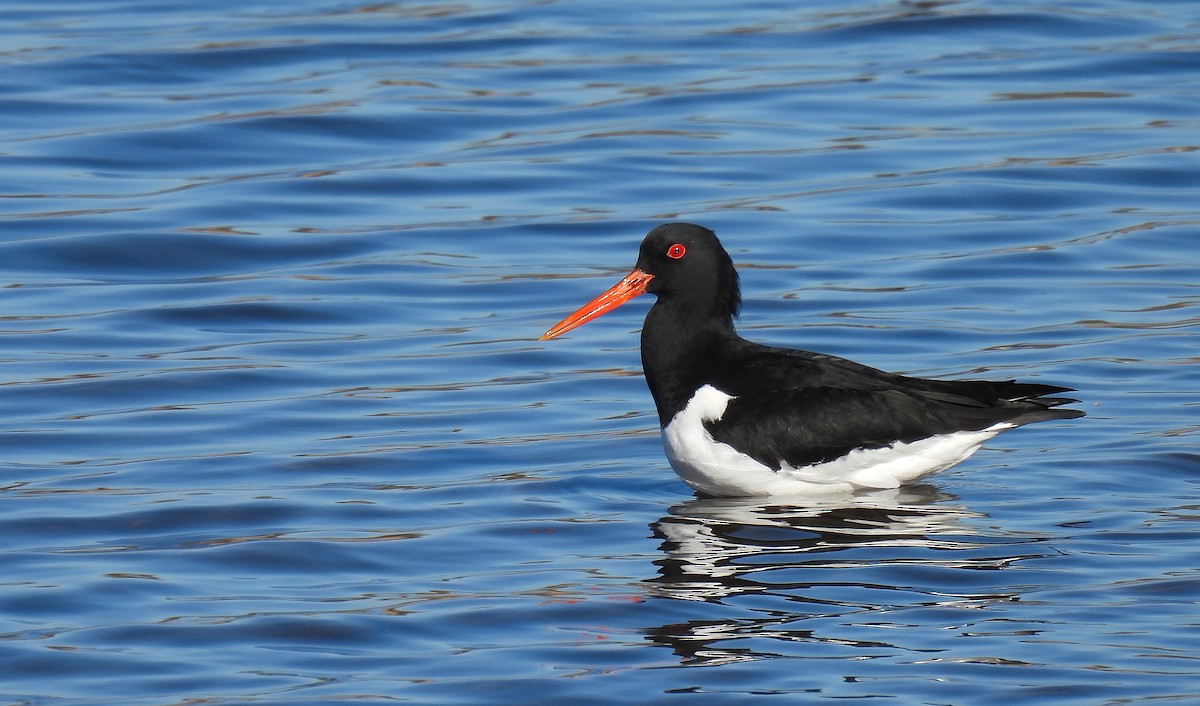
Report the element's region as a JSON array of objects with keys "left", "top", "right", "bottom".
[{"left": 541, "top": 223, "right": 1083, "bottom": 498}]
